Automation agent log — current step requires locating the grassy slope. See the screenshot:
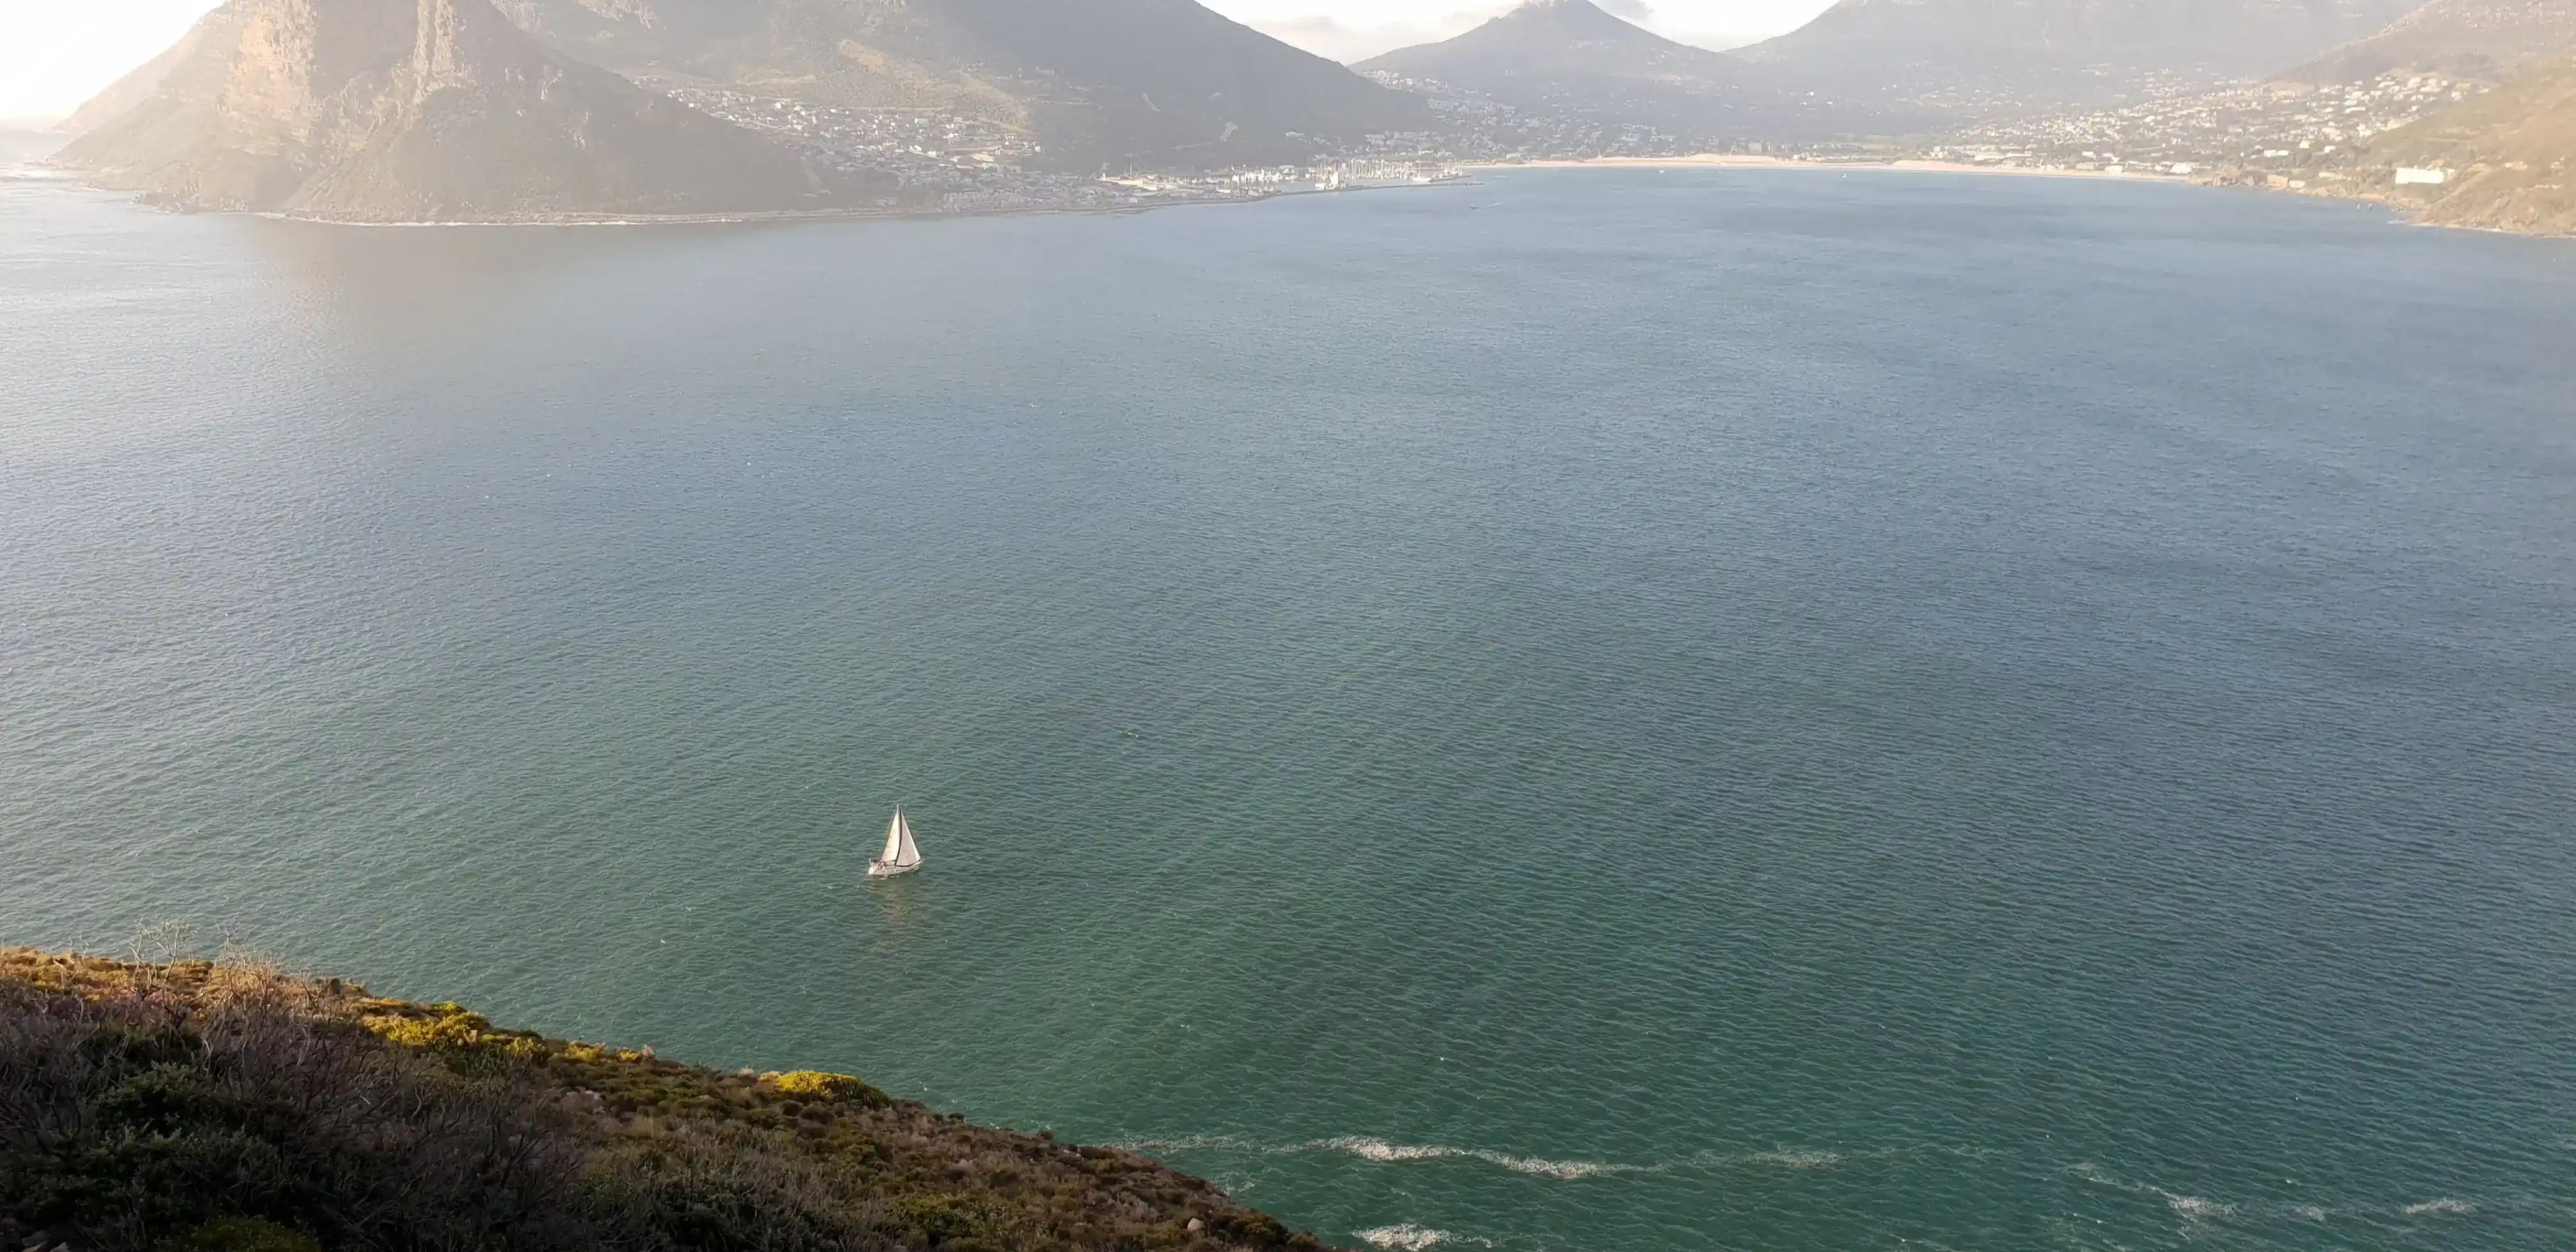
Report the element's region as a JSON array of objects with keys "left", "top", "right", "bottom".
[
  {"left": 0, "top": 950, "right": 1331, "bottom": 1252},
  {"left": 2348, "top": 50, "right": 2576, "bottom": 233}
]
